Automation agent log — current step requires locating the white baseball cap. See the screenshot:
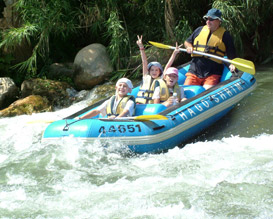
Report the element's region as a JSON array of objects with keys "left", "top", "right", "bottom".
[{"left": 116, "top": 78, "right": 133, "bottom": 89}]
